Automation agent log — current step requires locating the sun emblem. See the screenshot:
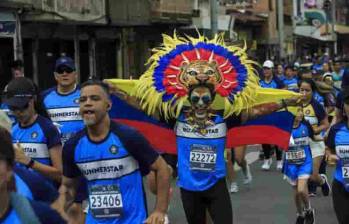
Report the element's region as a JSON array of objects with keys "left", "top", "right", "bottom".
[
  {"left": 31, "top": 132, "right": 38, "bottom": 139},
  {"left": 109, "top": 145, "right": 118, "bottom": 154}
]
